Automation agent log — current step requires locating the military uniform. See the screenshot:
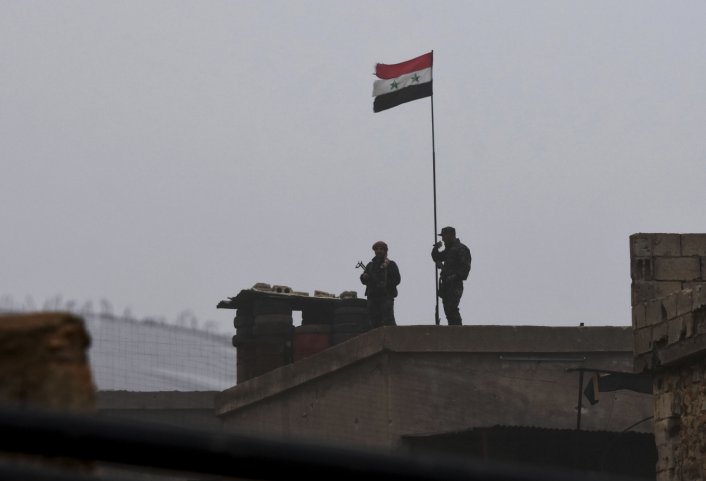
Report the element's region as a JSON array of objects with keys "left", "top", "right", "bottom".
[
  {"left": 431, "top": 237, "right": 471, "bottom": 325},
  {"left": 360, "top": 256, "right": 401, "bottom": 327}
]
